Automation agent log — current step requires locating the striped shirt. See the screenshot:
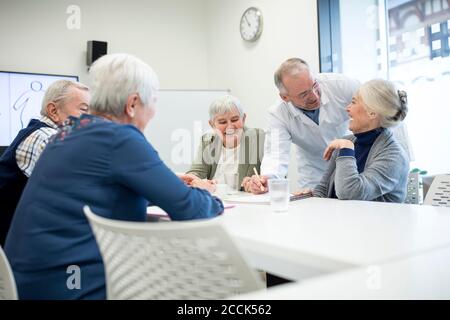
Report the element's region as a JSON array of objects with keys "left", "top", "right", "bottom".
[{"left": 15, "top": 116, "right": 58, "bottom": 177}]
